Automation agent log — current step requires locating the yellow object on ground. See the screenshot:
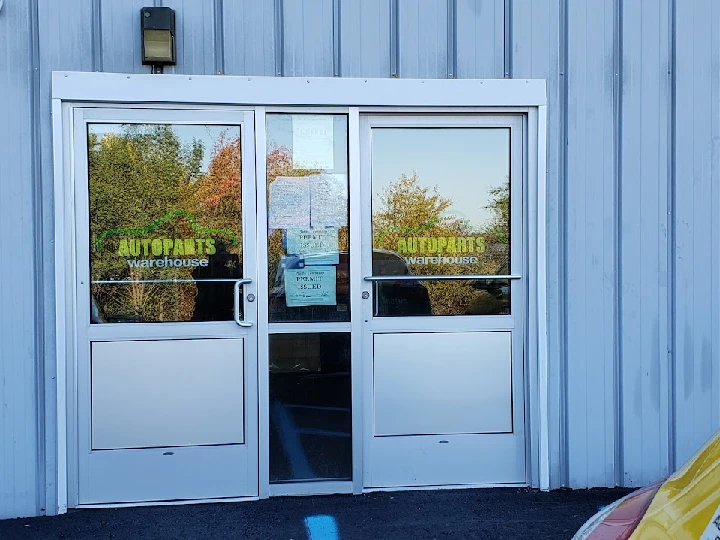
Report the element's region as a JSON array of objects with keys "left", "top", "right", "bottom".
[{"left": 631, "top": 429, "right": 720, "bottom": 539}]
